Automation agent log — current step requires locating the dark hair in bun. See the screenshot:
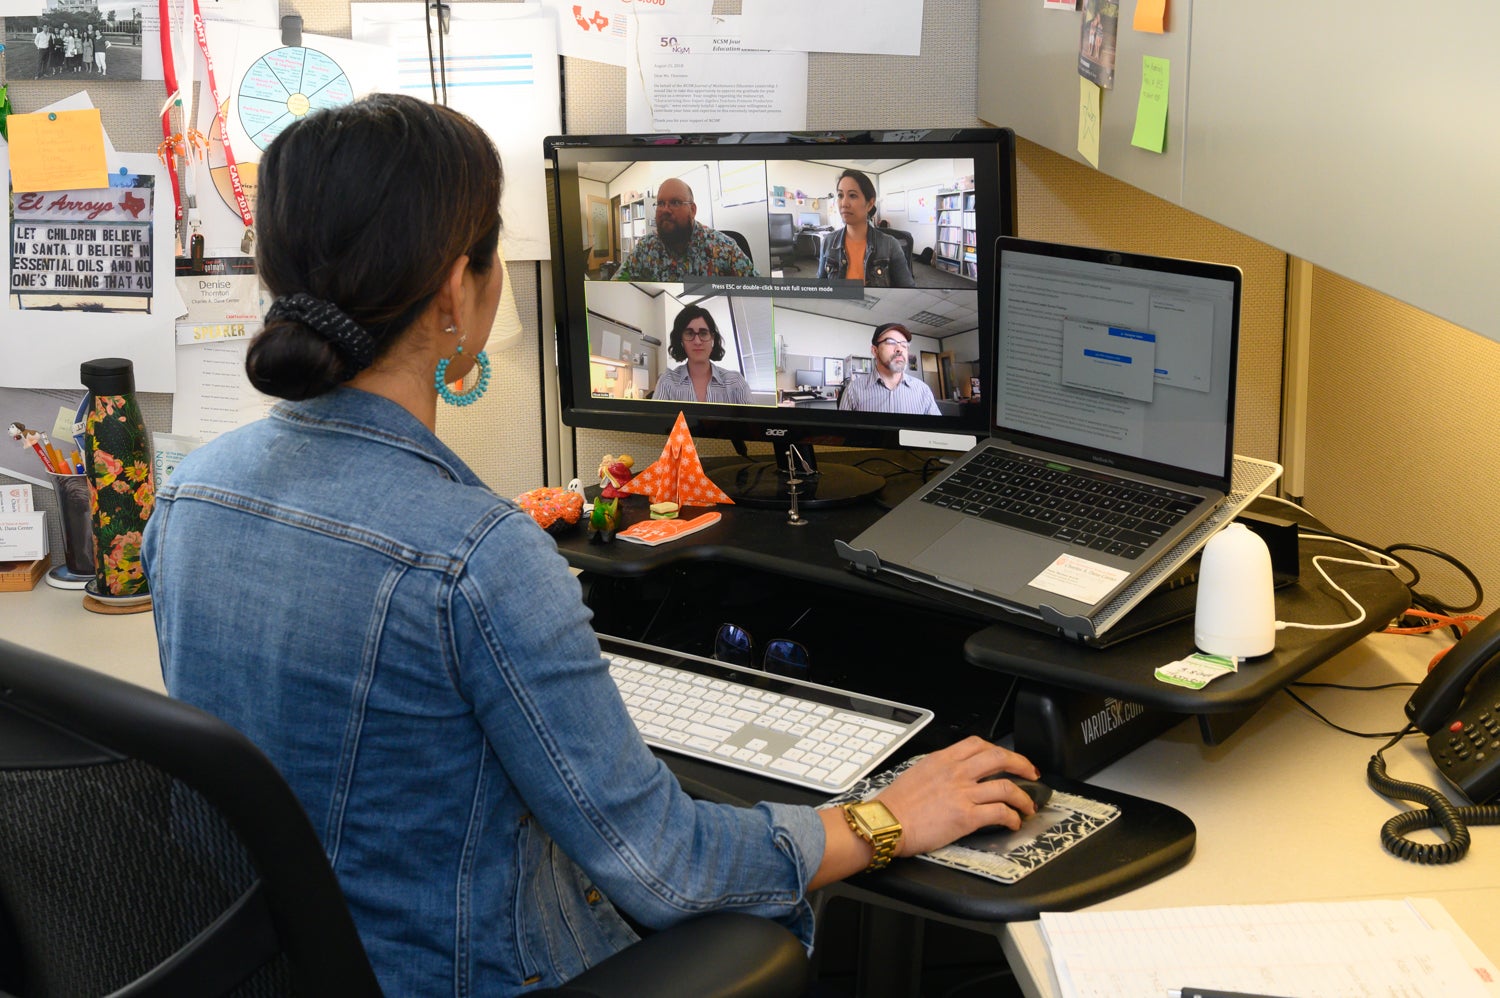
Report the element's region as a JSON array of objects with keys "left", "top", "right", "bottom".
[{"left": 246, "top": 93, "right": 503, "bottom": 400}]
